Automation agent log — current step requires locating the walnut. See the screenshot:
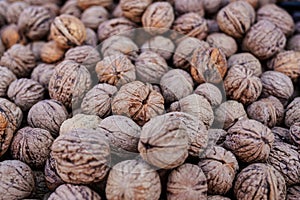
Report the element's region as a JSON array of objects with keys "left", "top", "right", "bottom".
[
  {"left": 207, "top": 129, "right": 228, "bottom": 147},
  {"left": 217, "top": 1, "right": 255, "bottom": 38},
  {"left": 40, "top": 41, "right": 65, "bottom": 64},
  {"left": 51, "top": 128, "right": 110, "bottom": 184},
  {"left": 112, "top": 3, "right": 123, "bottom": 18},
  {"left": 202, "top": 0, "right": 222, "bottom": 14},
  {"left": 106, "top": 160, "right": 161, "bottom": 200},
  {"left": 289, "top": 122, "right": 300, "bottom": 147},
  {"left": 242, "top": 20, "right": 286, "bottom": 60},
  {"left": 0, "top": 44, "right": 36, "bottom": 78},
  {"left": 173, "top": 0, "right": 204, "bottom": 15},
  {"left": 31, "top": 63, "right": 56, "bottom": 89},
  {"left": 60, "top": 0, "right": 82, "bottom": 18},
  {"left": 206, "top": 33, "right": 237, "bottom": 57},
  {"left": 0, "top": 66, "right": 16, "bottom": 97},
  {"left": 194, "top": 83, "right": 223, "bottom": 108},
  {"left": 43, "top": 3, "right": 60, "bottom": 18},
  {"left": 287, "top": 185, "right": 300, "bottom": 200},
  {"left": 287, "top": 35, "right": 300, "bottom": 52},
  {"left": 77, "top": 0, "right": 113, "bottom": 9},
  {"left": 85, "top": 28, "right": 98, "bottom": 47},
  {"left": 191, "top": 47, "right": 227, "bottom": 84},
  {"left": 167, "top": 164, "right": 207, "bottom": 199},
  {"left": 81, "top": 6, "right": 108, "bottom": 30},
  {"left": 198, "top": 146, "right": 239, "bottom": 195},
  {"left": 272, "top": 126, "right": 292, "bottom": 144},
  {"left": 0, "top": 160, "right": 35, "bottom": 199},
  {"left": 81, "top": 83, "right": 117, "bottom": 117},
  {"left": 285, "top": 98, "right": 300, "bottom": 127},
  {"left": 27, "top": 99, "right": 68, "bottom": 137},
  {"left": 6, "top": 2, "right": 29, "bottom": 24},
  {"left": 120, "top": 0, "right": 152, "bottom": 23},
  {"left": 1, "top": 24, "right": 24, "bottom": 49},
  {"left": 44, "top": 156, "right": 64, "bottom": 191},
  {"left": 234, "top": 163, "right": 286, "bottom": 200},
  {"left": 141, "top": 36, "right": 175, "bottom": 60},
  {"left": 49, "top": 60, "right": 92, "bottom": 109},
  {"left": 7, "top": 78, "right": 45, "bottom": 111},
  {"left": 224, "top": 119, "right": 274, "bottom": 163},
  {"left": 112, "top": 81, "right": 164, "bottom": 126},
  {"left": 50, "top": 14, "right": 86, "bottom": 49},
  {"left": 25, "top": 41, "right": 46, "bottom": 61},
  {"left": 24, "top": 0, "right": 62, "bottom": 5},
  {"left": 206, "top": 19, "right": 220, "bottom": 34}
]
